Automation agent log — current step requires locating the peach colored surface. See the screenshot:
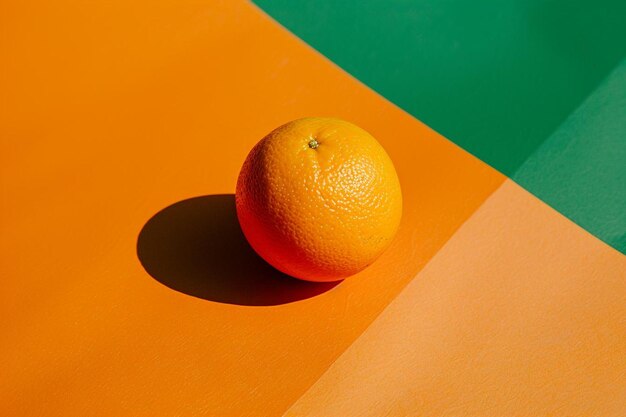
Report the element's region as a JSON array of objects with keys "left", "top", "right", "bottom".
[
  {"left": 285, "top": 180, "right": 626, "bottom": 417},
  {"left": 0, "top": 1, "right": 502, "bottom": 415}
]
